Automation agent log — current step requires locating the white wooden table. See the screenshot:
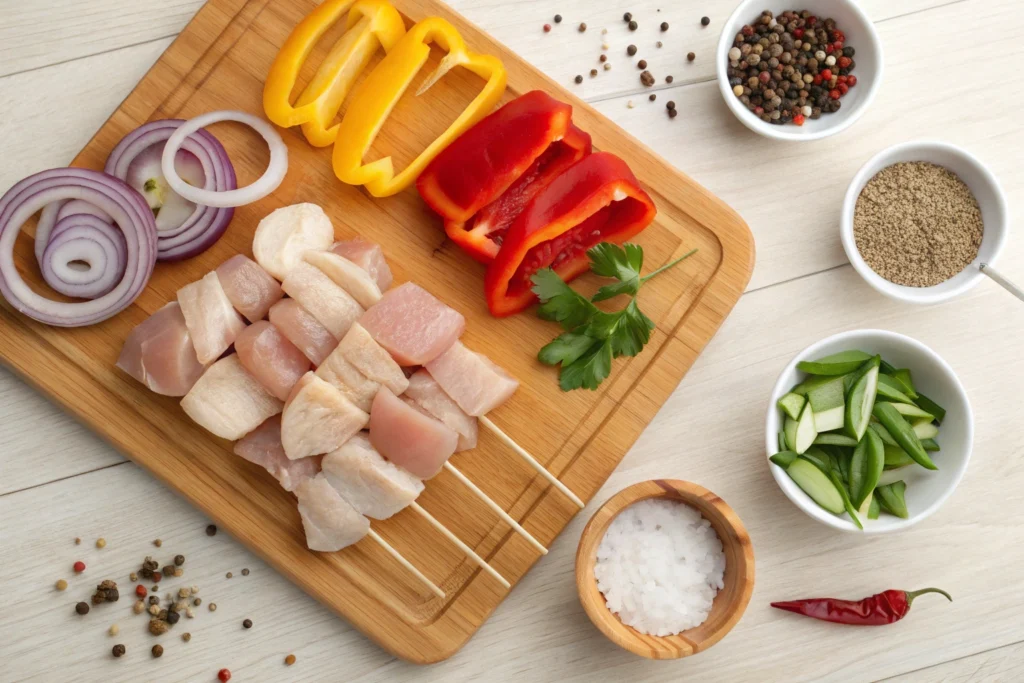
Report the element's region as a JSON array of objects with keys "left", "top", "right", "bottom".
[{"left": 2, "top": 0, "right": 1023, "bottom": 680}]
